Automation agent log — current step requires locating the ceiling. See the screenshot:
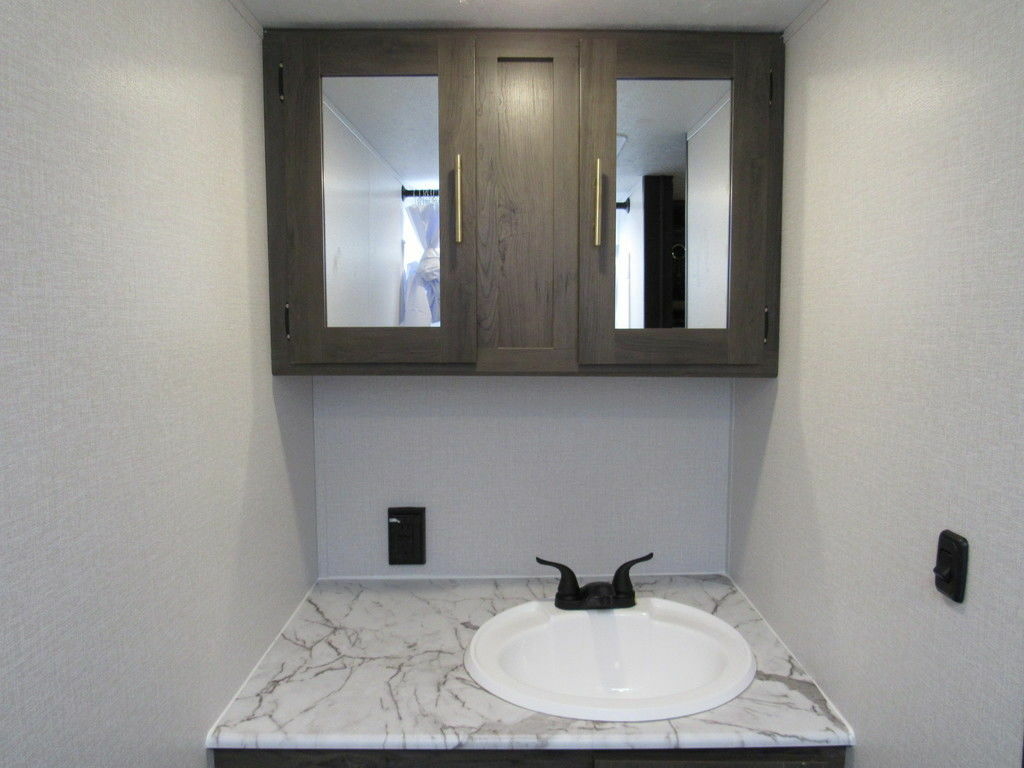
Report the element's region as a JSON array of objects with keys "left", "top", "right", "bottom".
[
  {"left": 616, "top": 79, "right": 730, "bottom": 199},
  {"left": 322, "top": 77, "right": 440, "bottom": 189},
  {"left": 240, "top": 0, "right": 816, "bottom": 32}
]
